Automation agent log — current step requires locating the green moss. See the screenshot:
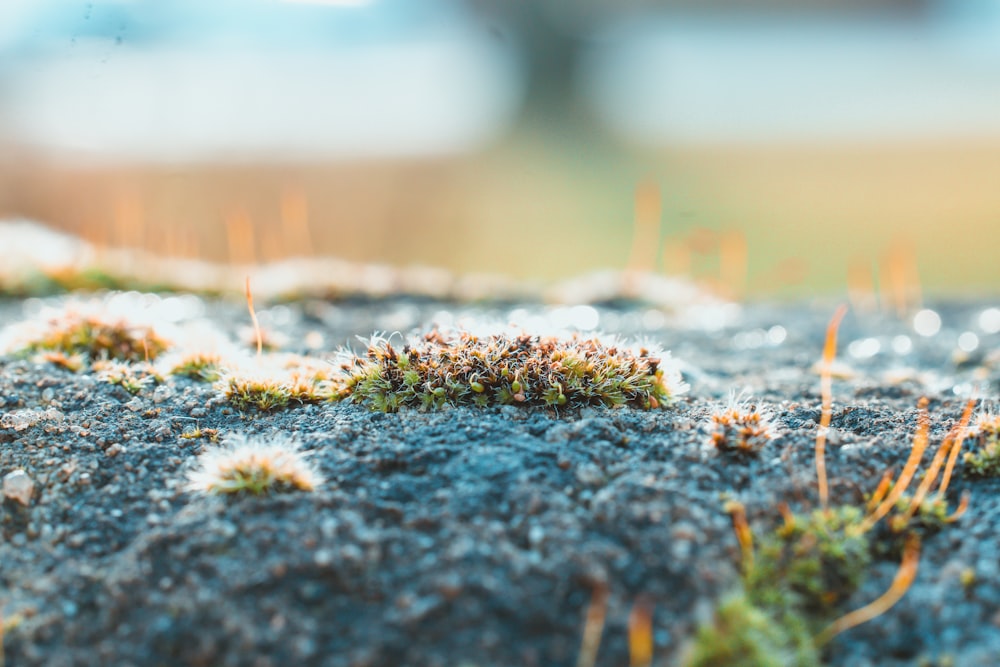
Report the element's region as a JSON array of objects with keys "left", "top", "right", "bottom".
[
  {"left": 93, "top": 360, "right": 163, "bottom": 395},
  {"left": 21, "top": 311, "right": 170, "bottom": 362},
  {"left": 338, "top": 330, "right": 687, "bottom": 412},
  {"left": 222, "top": 376, "right": 293, "bottom": 412},
  {"left": 169, "top": 352, "right": 223, "bottom": 383},
  {"left": 685, "top": 593, "right": 818, "bottom": 667},
  {"left": 689, "top": 505, "right": 871, "bottom": 667},
  {"left": 219, "top": 358, "right": 339, "bottom": 412},
  {"left": 964, "top": 444, "right": 1000, "bottom": 477},
  {"left": 186, "top": 434, "right": 322, "bottom": 496},
  {"left": 886, "top": 494, "right": 952, "bottom": 536},
  {"left": 746, "top": 506, "right": 870, "bottom": 615},
  {"left": 964, "top": 425, "right": 1000, "bottom": 478}
]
